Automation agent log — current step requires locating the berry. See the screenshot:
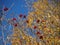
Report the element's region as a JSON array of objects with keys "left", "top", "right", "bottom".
[
  {"left": 14, "top": 24, "right": 17, "bottom": 27},
  {"left": 36, "top": 32, "right": 40, "bottom": 34},
  {"left": 23, "top": 15, "right": 26, "bottom": 18},
  {"left": 13, "top": 18, "right": 16, "bottom": 20},
  {"left": 26, "top": 20, "right": 29, "bottom": 23},
  {"left": 34, "top": 26, "right": 37, "bottom": 29},
  {"left": 19, "top": 14, "right": 23, "bottom": 18},
  {"left": 4, "top": 7, "right": 8, "bottom": 11},
  {"left": 36, "top": 19, "right": 40, "bottom": 23},
  {"left": 39, "top": 36, "right": 43, "bottom": 39}
]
